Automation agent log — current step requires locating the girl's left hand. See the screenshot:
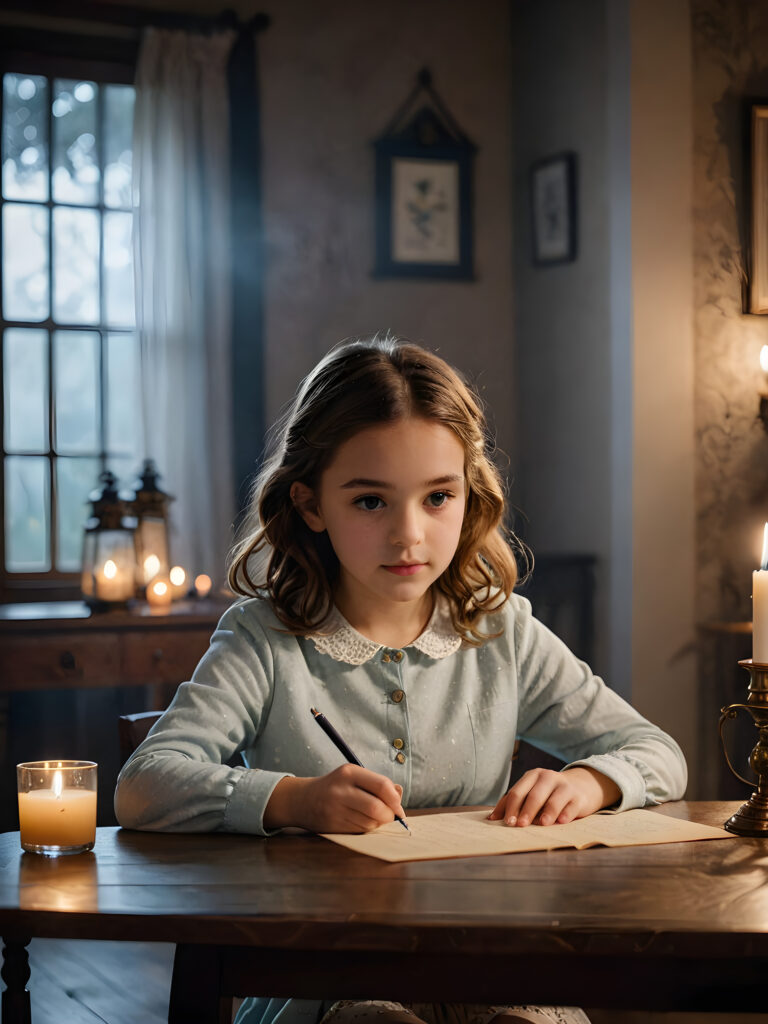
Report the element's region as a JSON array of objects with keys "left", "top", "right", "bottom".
[{"left": 487, "top": 766, "right": 621, "bottom": 827}]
